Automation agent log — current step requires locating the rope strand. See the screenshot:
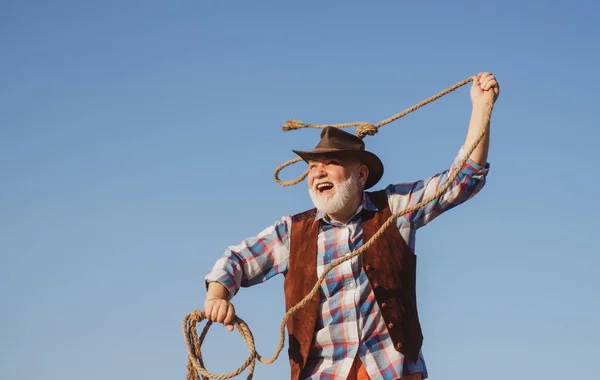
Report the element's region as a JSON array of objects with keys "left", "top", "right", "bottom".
[
  {"left": 275, "top": 77, "right": 473, "bottom": 186},
  {"left": 183, "top": 75, "right": 495, "bottom": 379}
]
